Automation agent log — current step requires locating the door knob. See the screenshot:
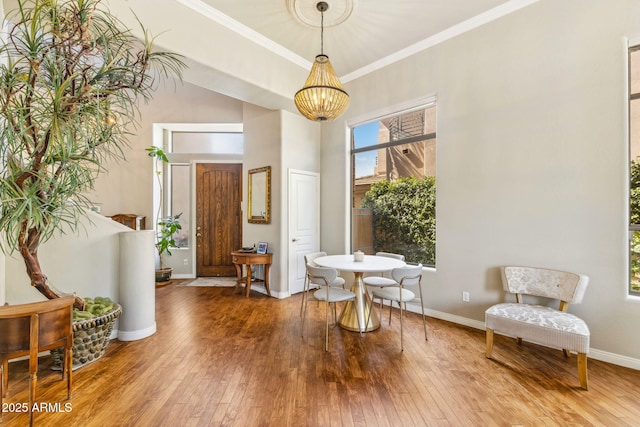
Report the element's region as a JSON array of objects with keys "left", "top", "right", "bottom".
[
  {"left": 292, "top": 238, "right": 298, "bottom": 242},
  {"left": 196, "top": 233, "right": 202, "bottom": 237}
]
